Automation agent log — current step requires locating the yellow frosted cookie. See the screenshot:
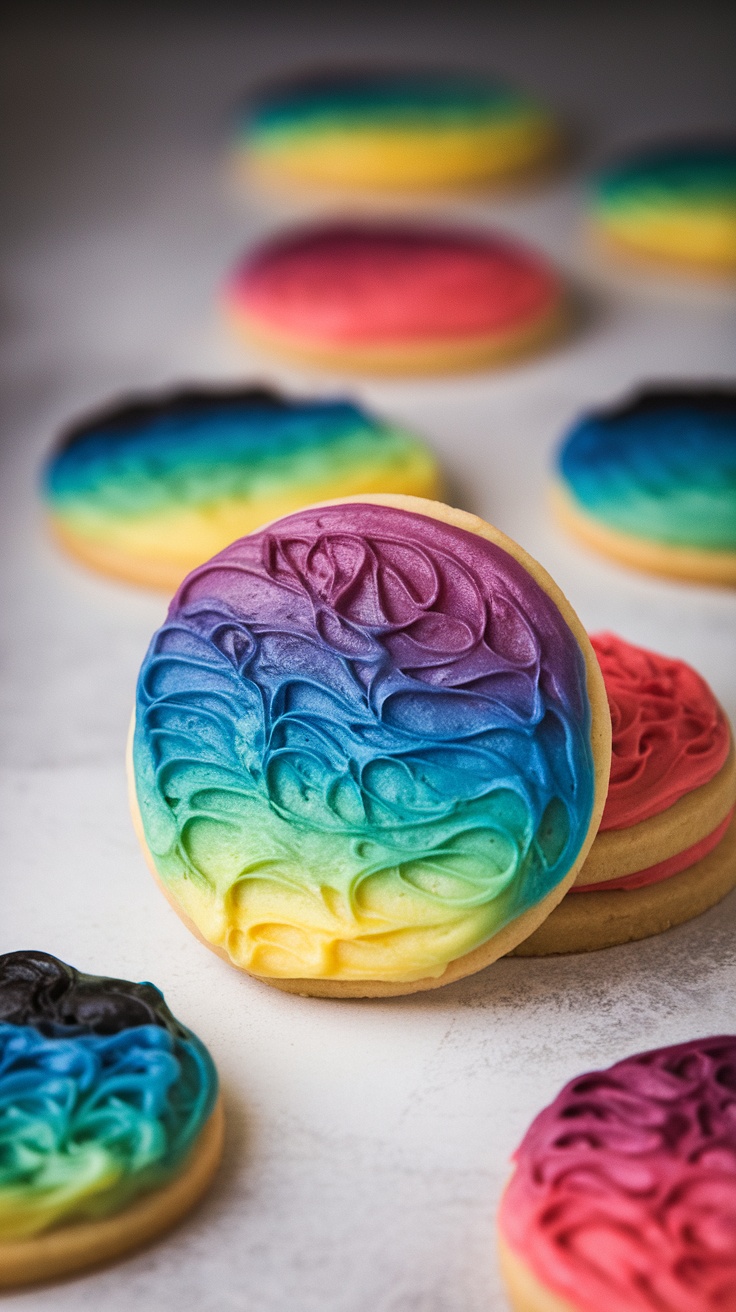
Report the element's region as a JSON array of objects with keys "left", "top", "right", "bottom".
[{"left": 236, "top": 68, "right": 560, "bottom": 194}]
